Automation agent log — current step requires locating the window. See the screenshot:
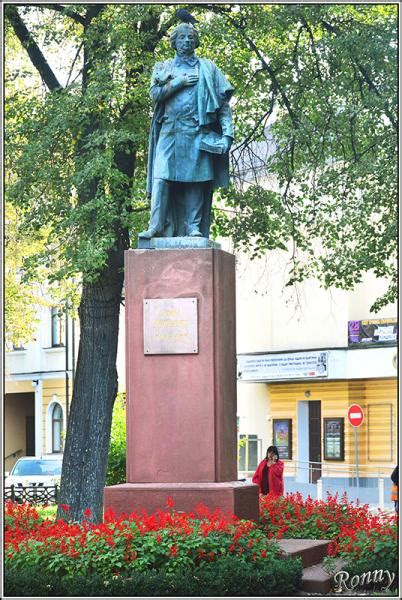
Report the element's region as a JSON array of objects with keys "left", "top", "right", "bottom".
[
  {"left": 12, "top": 342, "right": 26, "bottom": 351},
  {"left": 238, "top": 434, "right": 260, "bottom": 472},
  {"left": 273, "top": 419, "right": 292, "bottom": 459},
  {"left": 51, "top": 307, "right": 65, "bottom": 346},
  {"left": 323, "top": 418, "right": 345, "bottom": 461},
  {"left": 52, "top": 404, "right": 63, "bottom": 452}
]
